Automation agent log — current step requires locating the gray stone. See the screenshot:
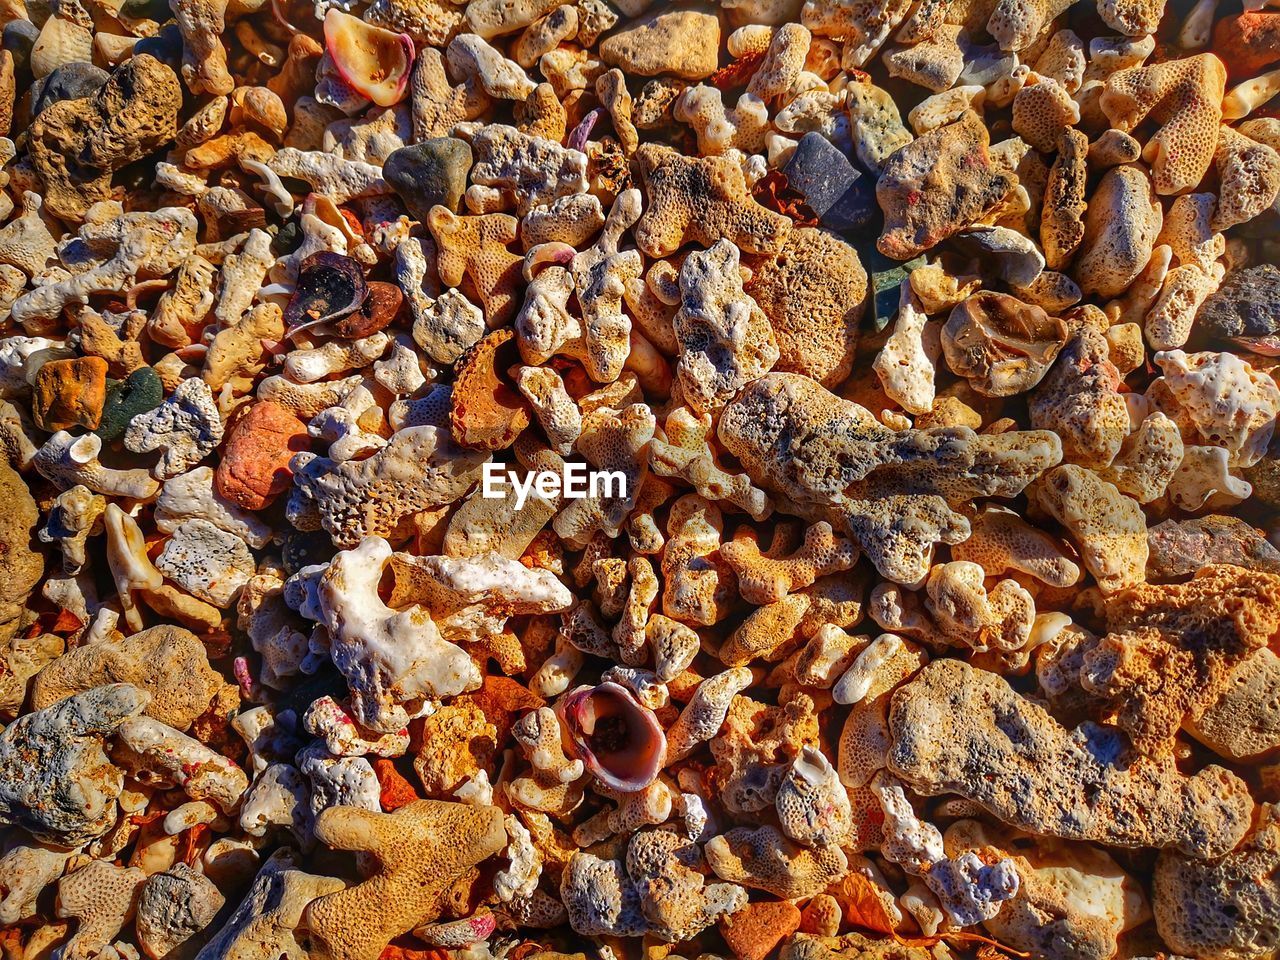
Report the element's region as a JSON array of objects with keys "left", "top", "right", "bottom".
[
  {"left": 1198, "top": 263, "right": 1280, "bottom": 345},
  {"left": 383, "top": 138, "right": 472, "bottom": 221},
  {"left": 31, "top": 62, "right": 108, "bottom": 118},
  {"left": 136, "top": 864, "right": 226, "bottom": 960},
  {"left": 783, "top": 132, "right": 876, "bottom": 232},
  {"left": 1147, "top": 515, "right": 1280, "bottom": 581}
]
